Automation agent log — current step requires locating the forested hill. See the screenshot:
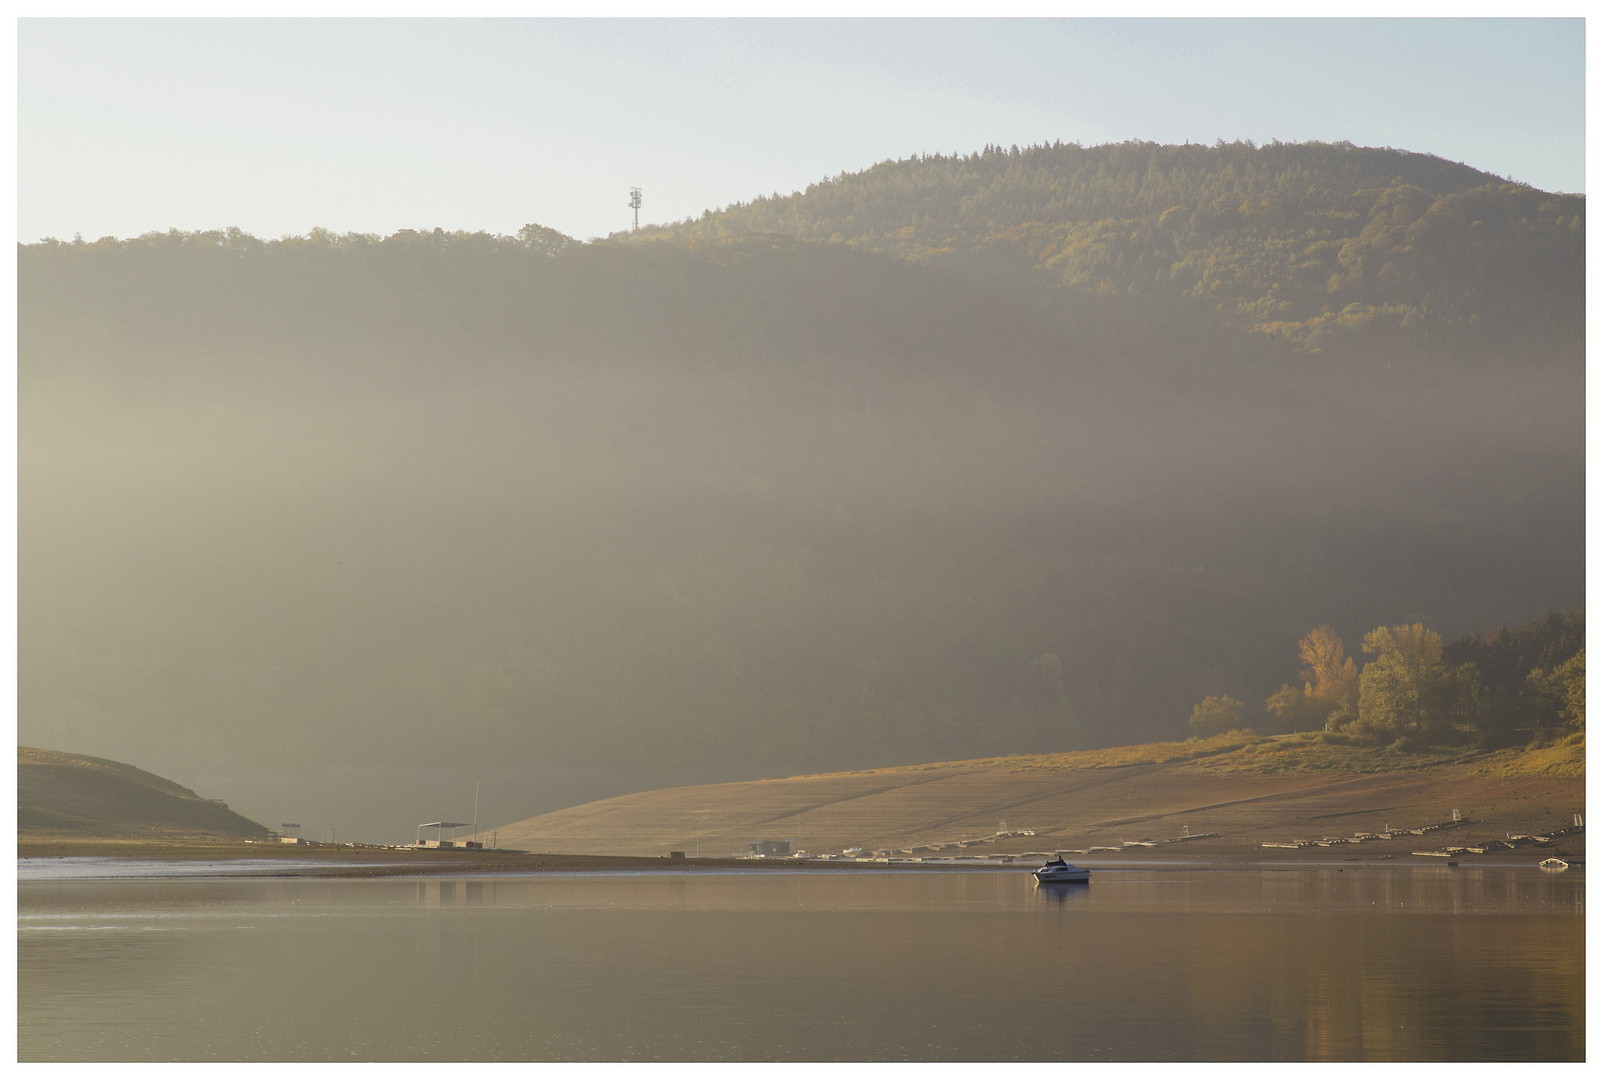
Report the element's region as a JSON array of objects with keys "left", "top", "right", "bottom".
[
  {"left": 641, "top": 140, "right": 1584, "bottom": 361},
  {"left": 18, "top": 140, "right": 1585, "bottom": 843}
]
